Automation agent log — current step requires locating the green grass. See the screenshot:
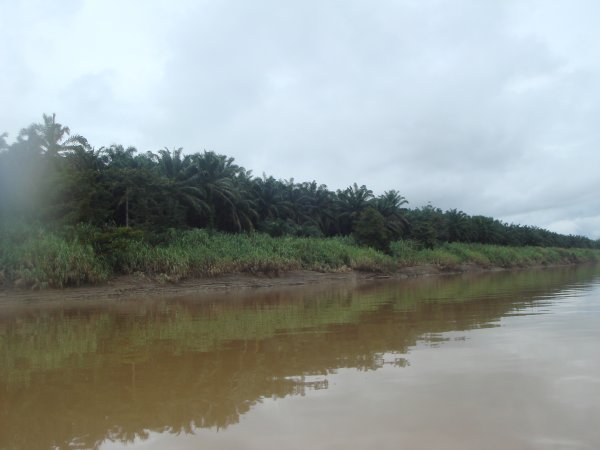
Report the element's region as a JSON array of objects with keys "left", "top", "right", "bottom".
[
  {"left": 0, "top": 224, "right": 108, "bottom": 288},
  {"left": 112, "top": 230, "right": 396, "bottom": 281},
  {"left": 391, "top": 241, "right": 600, "bottom": 269},
  {"left": 1, "top": 224, "right": 599, "bottom": 289}
]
